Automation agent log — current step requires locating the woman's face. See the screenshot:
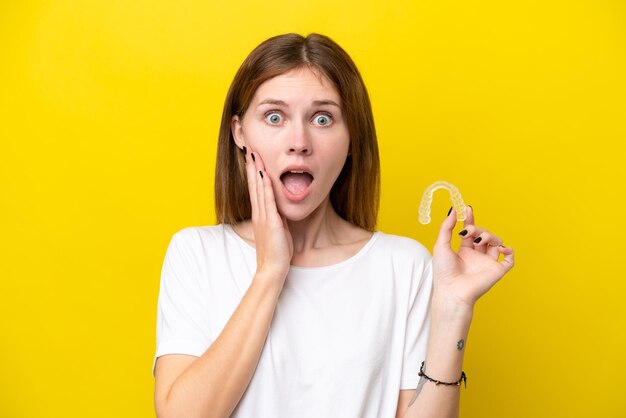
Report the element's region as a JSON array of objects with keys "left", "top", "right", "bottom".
[{"left": 232, "top": 67, "right": 350, "bottom": 221}]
